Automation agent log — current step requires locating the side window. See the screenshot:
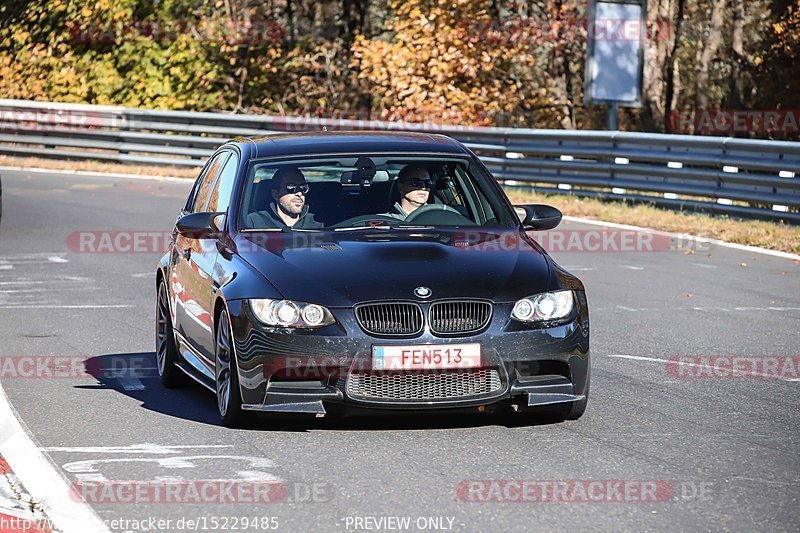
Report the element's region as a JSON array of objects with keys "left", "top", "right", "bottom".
[
  {"left": 190, "top": 153, "right": 229, "bottom": 213},
  {"left": 184, "top": 164, "right": 210, "bottom": 212},
  {"left": 207, "top": 154, "right": 239, "bottom": 213}
]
